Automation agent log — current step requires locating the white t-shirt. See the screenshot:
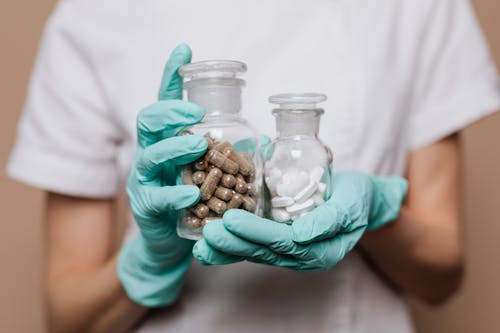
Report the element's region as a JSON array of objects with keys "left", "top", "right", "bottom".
[{"left": 8, "top": 0, "right": 500, "bottom": 332}]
